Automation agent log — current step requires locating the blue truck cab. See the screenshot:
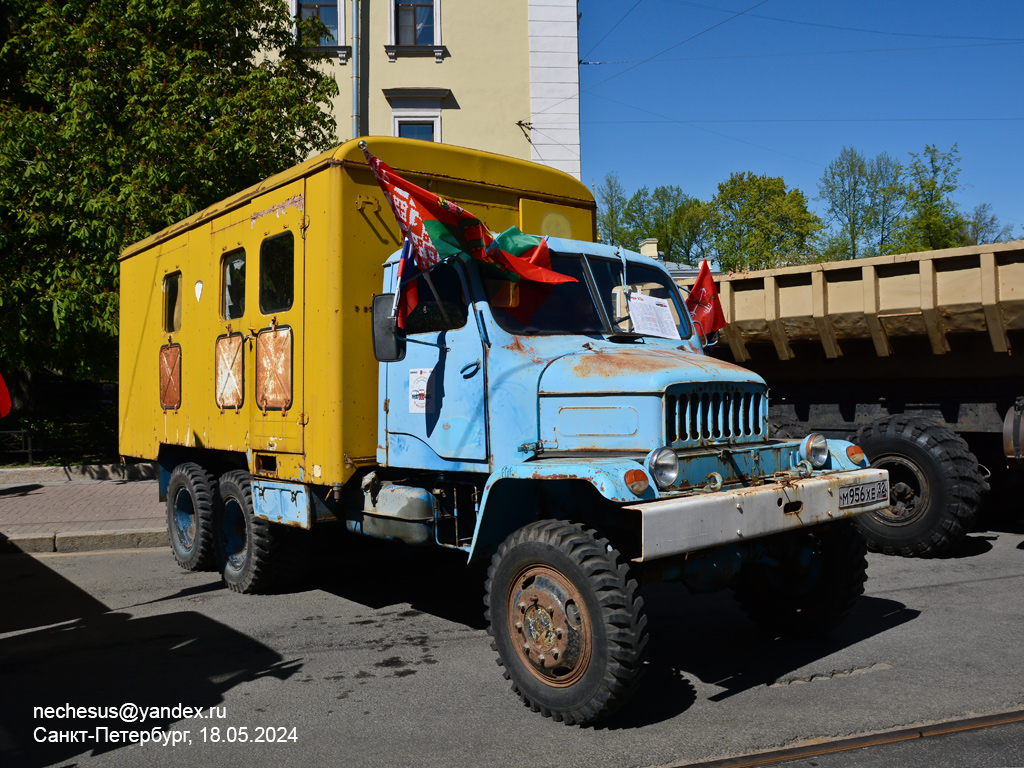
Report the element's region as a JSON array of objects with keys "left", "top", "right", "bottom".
[{"left": 356, "top": 236, "right": 889, "bottom": 724}]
